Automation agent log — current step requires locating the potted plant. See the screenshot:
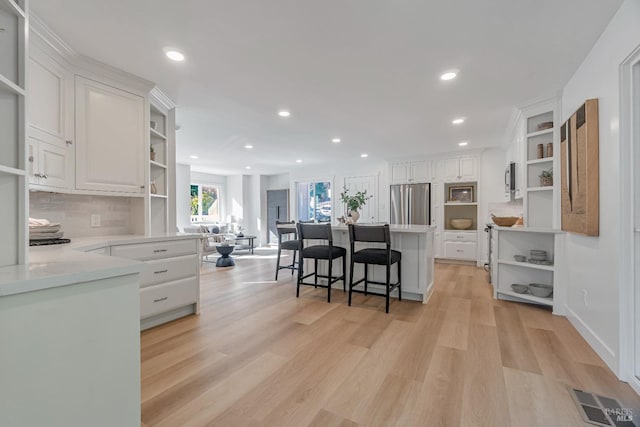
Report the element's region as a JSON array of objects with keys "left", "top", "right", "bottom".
[
  {"left": 339, "top": 188, "right": 372, "bottom": 223},
  {"left": 539, "top": 168, "right": 553, "bottom": 187},
  {"left": 150, "top": 145, "right": 156, "bottom": 161}
]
